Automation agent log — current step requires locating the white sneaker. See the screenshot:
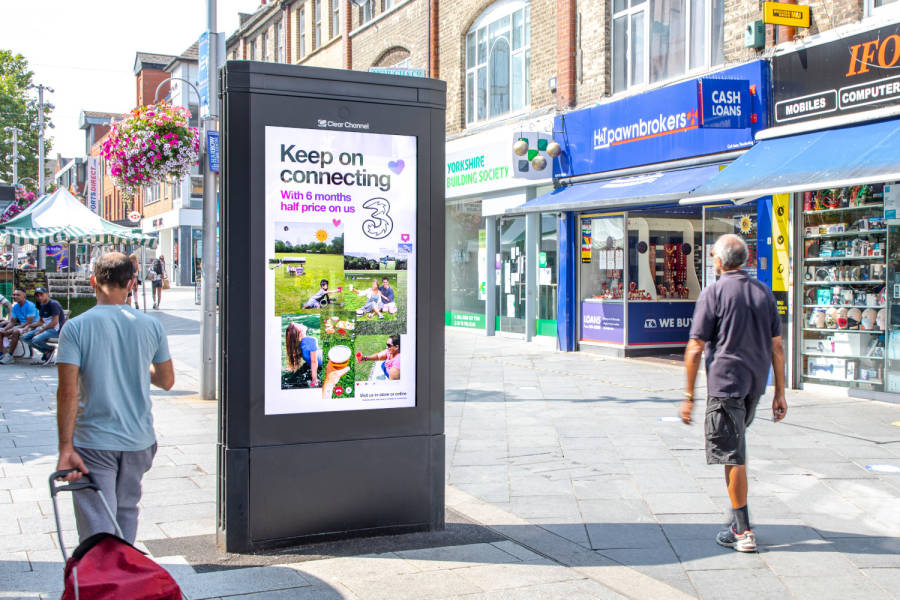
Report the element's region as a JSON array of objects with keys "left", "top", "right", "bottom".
[
  {"left": 0, "top": 353, "right": 13, "bottom": 365},
  {"left": 716, "top": 526, "right": 758, "bottom": 552}
]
